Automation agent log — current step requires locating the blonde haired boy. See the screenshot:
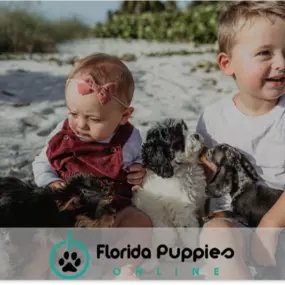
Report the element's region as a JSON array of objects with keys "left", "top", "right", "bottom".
[{"left": 197, "top": 1, "right": 285, "bottom": 279}]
